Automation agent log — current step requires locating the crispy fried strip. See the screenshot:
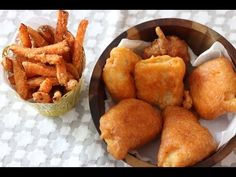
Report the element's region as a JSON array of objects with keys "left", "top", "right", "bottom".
[
  {"left": 73, "top": 19, "right": 88, "bottom": 76},
  {"left": 39, "top": 78, "right": 53, "bottom": 93},
  {"left": 12, "top": 60, "right": 28, "bottom": 99},
  {"left": 63, "top": 31, "right": 75, "bottom": 63},
  {"left": 33, "top": 91, "right": 51, "bottom": 103},
  {"left": 22, "top": 61, "right": 56, "bottom": 77},
  {"left": 27, "top": 26, "right": 48, "bottom": 47},
  {"left": 52, "top": 90, "right": 62, "bottom": 102},
  {"left": 65, "top": 63, "right": 79, "bottom": 79},
  {"left": 55, "top": 10, "right": 69, "bottom": 43},
  {"left": 56, "top": 59, "right": 69, "bottom": 85},
  {"left": 66, "top": 79, "right": 78, "bottom": 91},
  {"left": 16, "top": 56, "right": 40, "bottom": 64},
  {"left": 9, "top": 40, "right": 70, "bottom": 58},
  {"left": 27, "top": 77, "right": 59, "bottom": 89},
  {"left": 1, "top": 57, "right": 13, "bottom": 73},
  {"left": 32, "top": 54, "right": 62, "bottom": 64},
  {"left": 19, "top": 23, "right": 32, "bottom": 48},
  {"left": 8, "top": 75, "right": 15, "bottom": 85},
  {"left": 37, "top": 25, "right": 55, "bottom": 44},
  {"left": 155, "top": 26, "right": 166, "bottom": 40}
]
